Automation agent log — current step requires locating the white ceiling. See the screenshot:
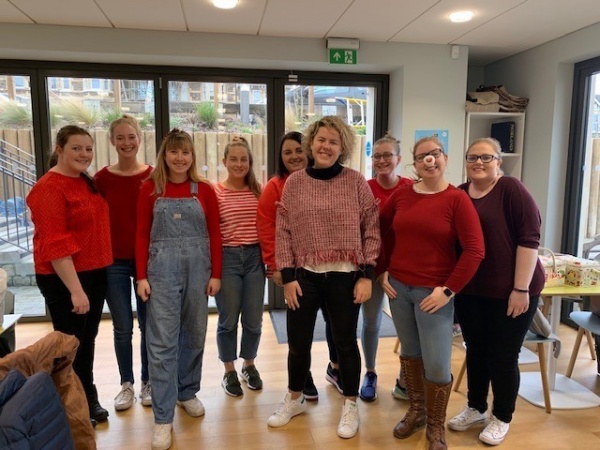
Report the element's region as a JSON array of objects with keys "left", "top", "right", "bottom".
[{"left": 1, "top": 0, "right": 600, "bottom": 65}]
